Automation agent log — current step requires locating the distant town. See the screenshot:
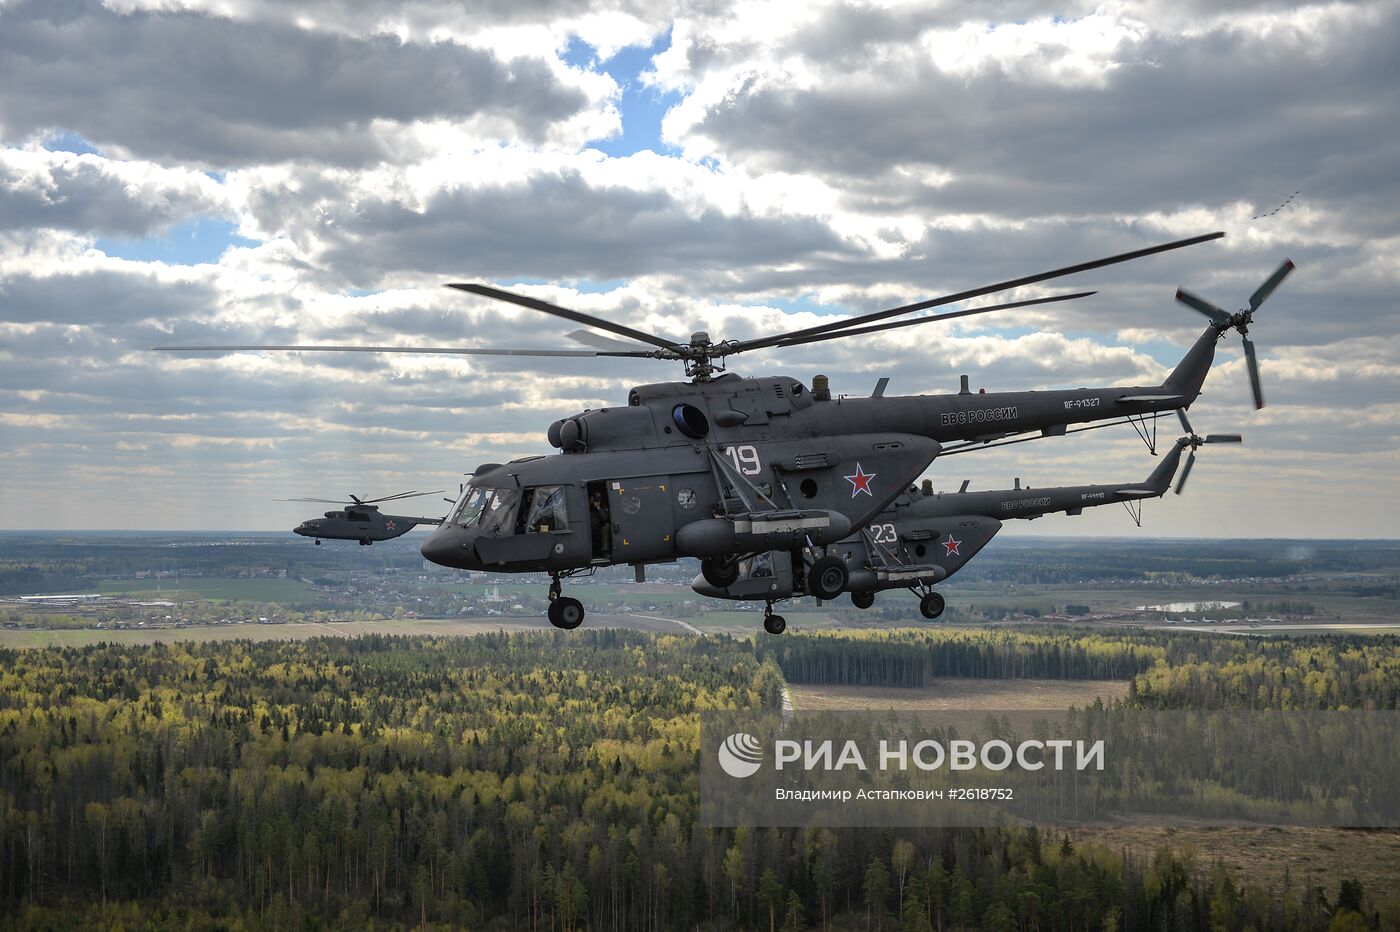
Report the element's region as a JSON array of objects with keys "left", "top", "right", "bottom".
[{"left": 2, "top": 532, "right": 1396, "bottom": 641}]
